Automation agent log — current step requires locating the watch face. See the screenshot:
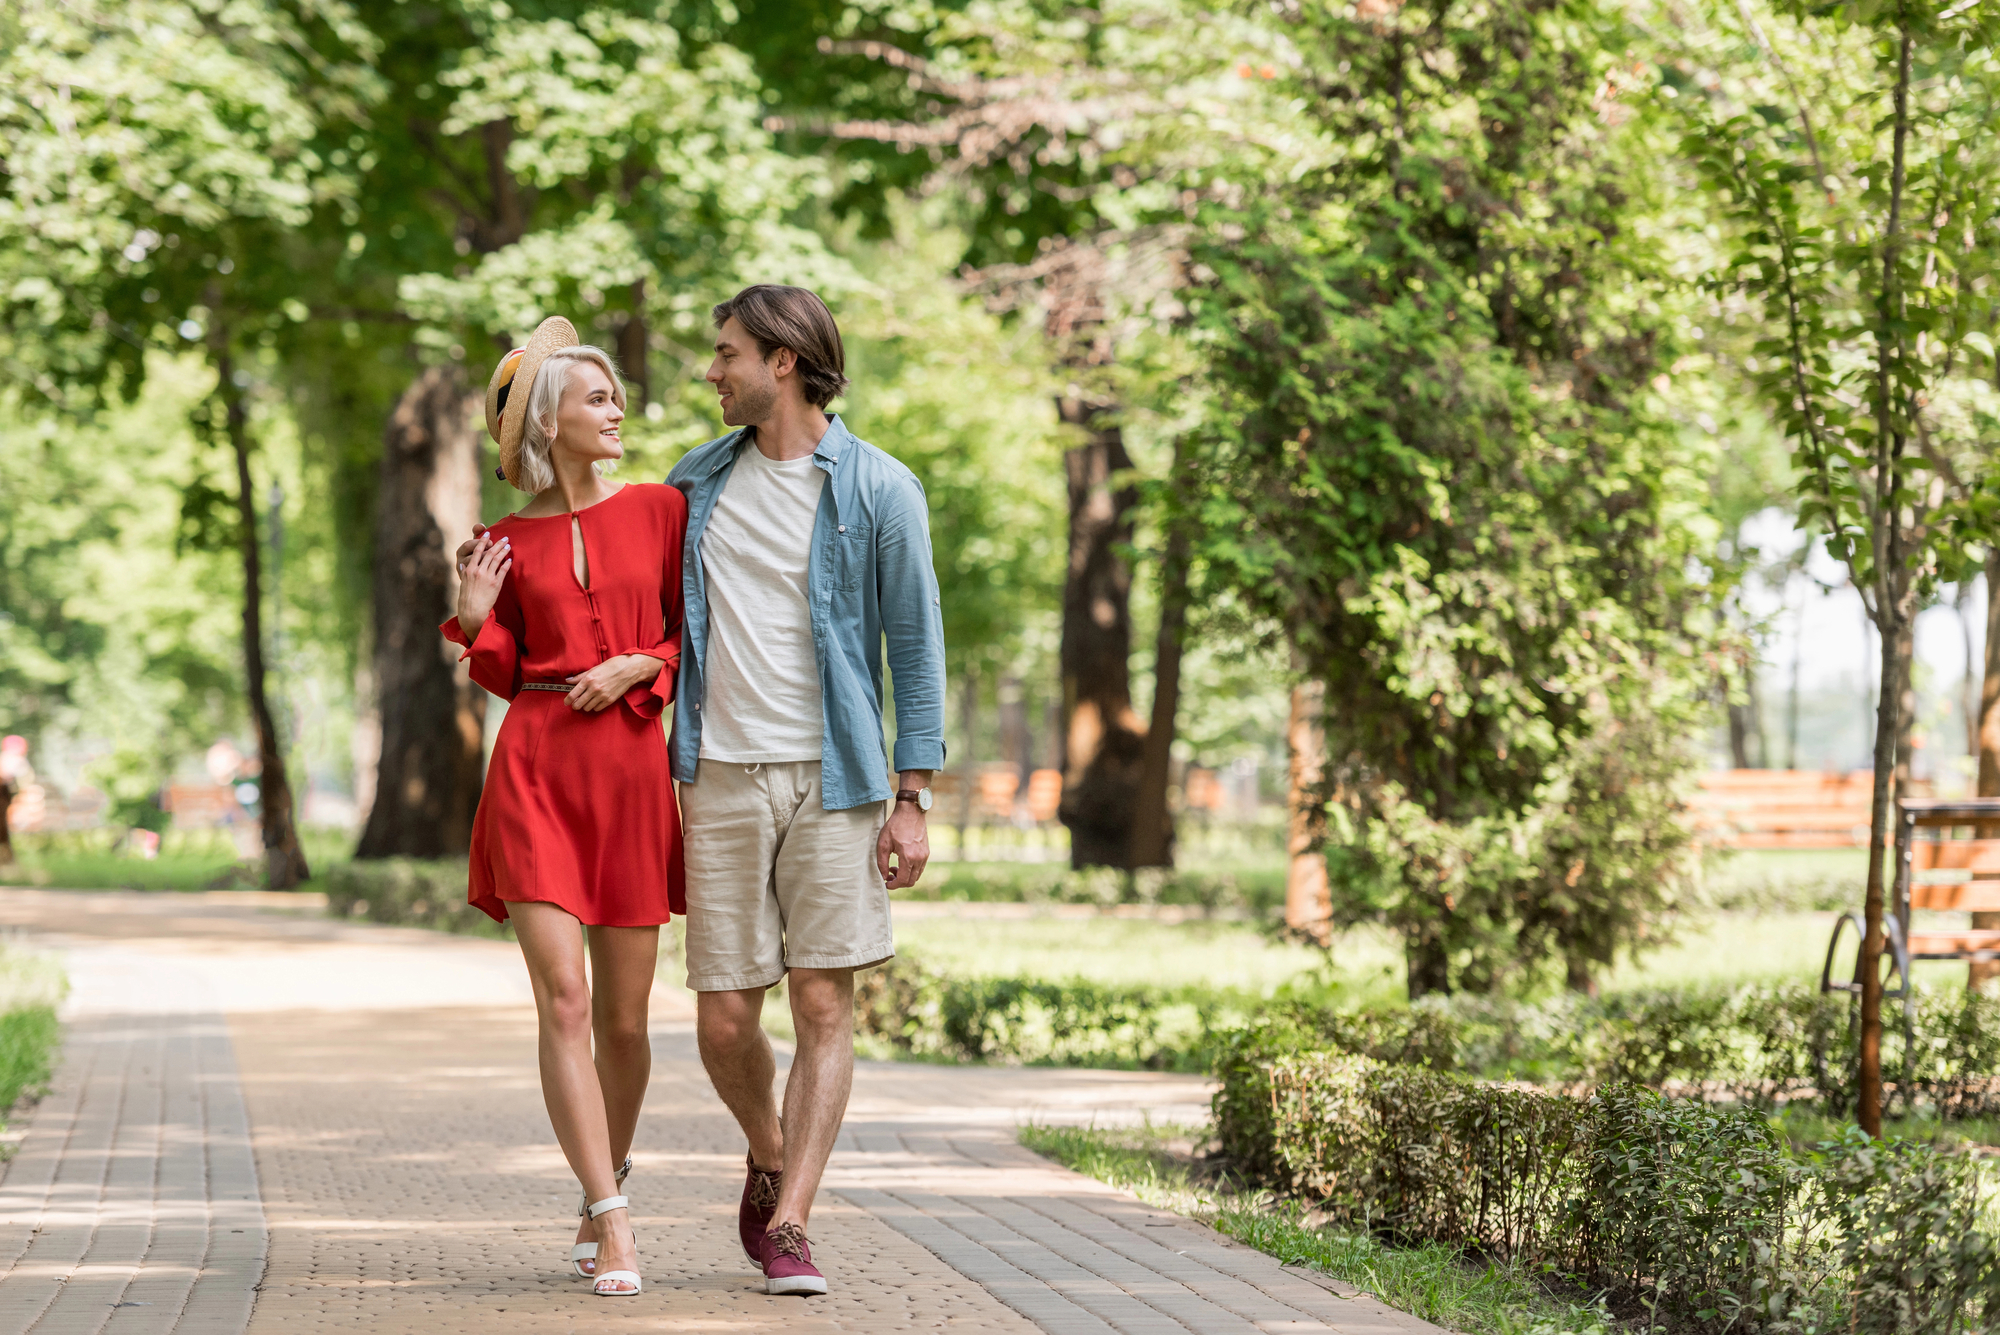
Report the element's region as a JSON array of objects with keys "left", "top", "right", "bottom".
[{"left": 918, "top": 787, "right": 933, "bottom": 812}]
